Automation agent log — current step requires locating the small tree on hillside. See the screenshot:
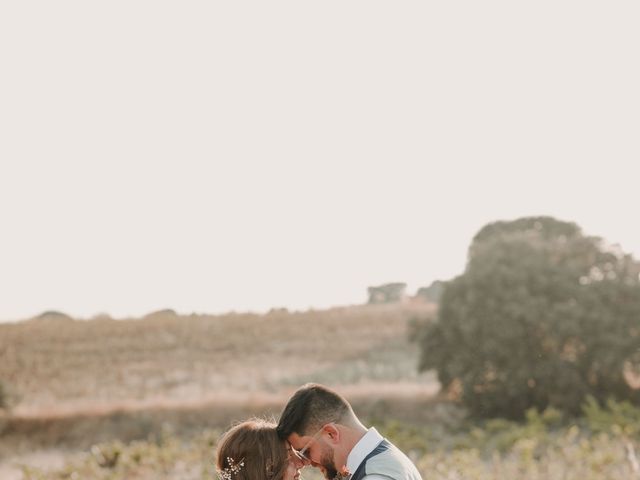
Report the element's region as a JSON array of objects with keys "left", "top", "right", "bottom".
[
  {"left": 418, "top": 216, "right": 640, "bottom": 418},
  {"left": 367, "top": 283, "right": 407, "bottom": 304},
  {"left": 415, "top": 280, "right": 446, "bottom": 303}
]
